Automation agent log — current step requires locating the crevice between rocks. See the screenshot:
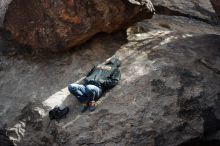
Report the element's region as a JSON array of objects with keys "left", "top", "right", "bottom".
[{"left": 154, "top": 5, "right": 219, "bottom": 25}]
